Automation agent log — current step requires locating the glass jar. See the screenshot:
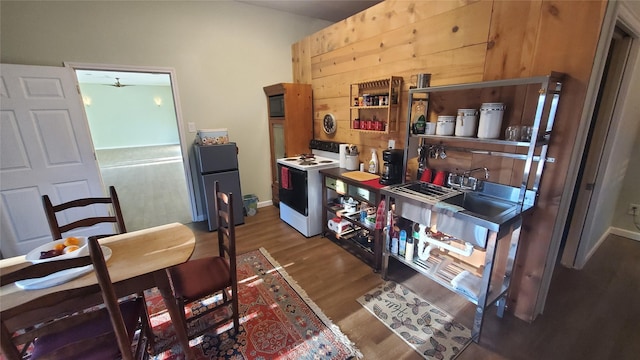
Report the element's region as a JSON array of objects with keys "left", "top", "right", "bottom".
[{"left": 412, "top": 100, "right": 427, "bottom": 134}]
